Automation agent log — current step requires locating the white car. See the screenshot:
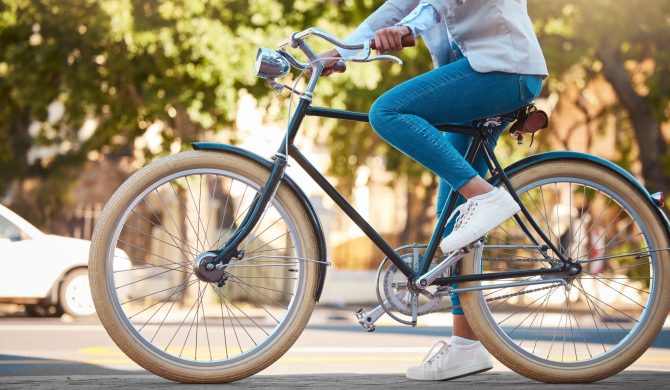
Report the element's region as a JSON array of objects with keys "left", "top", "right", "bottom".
[{"left": 0, "top": 203, "right": 130, "bottom": 317}]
